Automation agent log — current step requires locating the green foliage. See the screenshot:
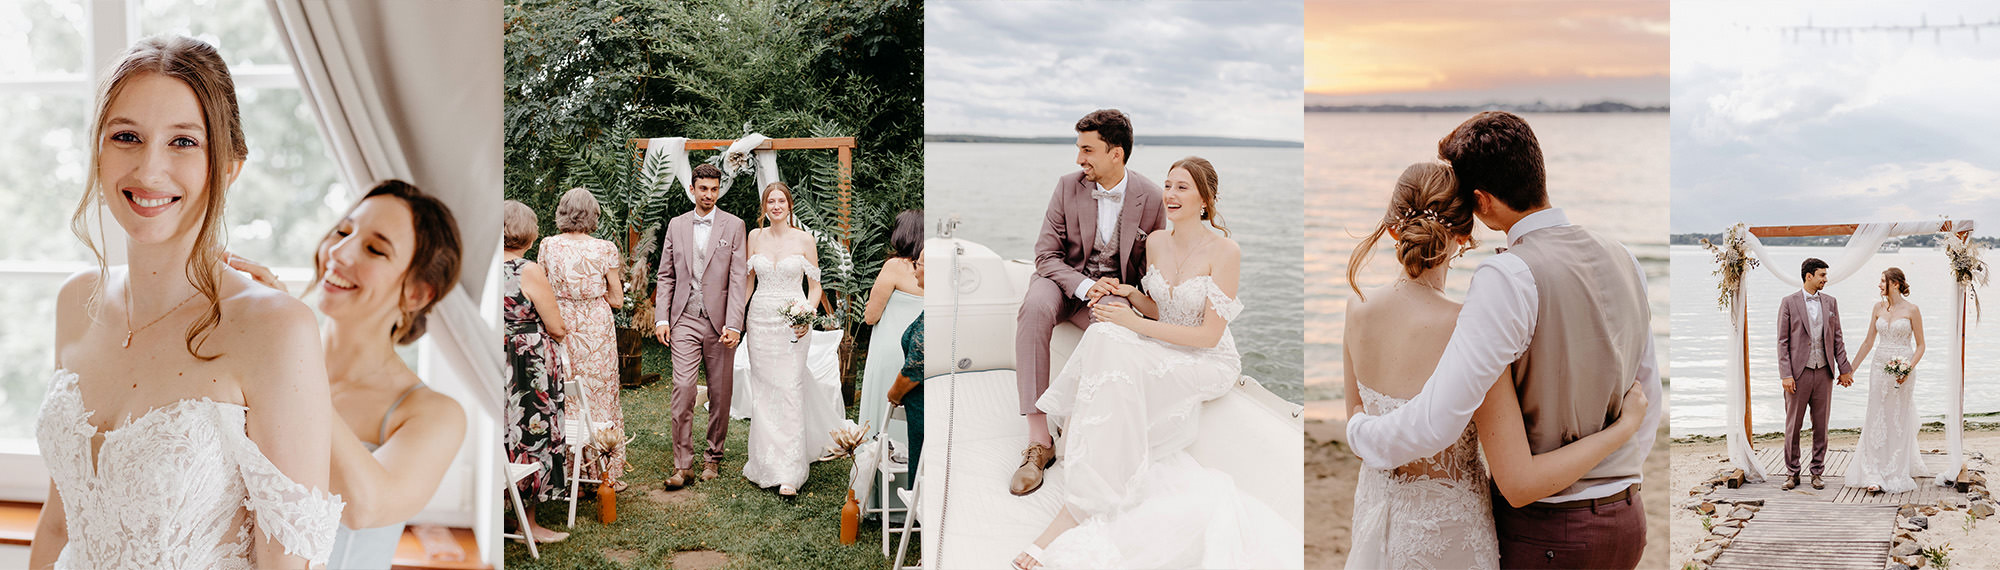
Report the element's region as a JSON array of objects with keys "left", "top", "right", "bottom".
[
  {"left": 503, "top": 0, "right": 923, "bottom": 341},
  {"left": 1924, "top": 543, "right": 1952, "bottom": 570}
]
